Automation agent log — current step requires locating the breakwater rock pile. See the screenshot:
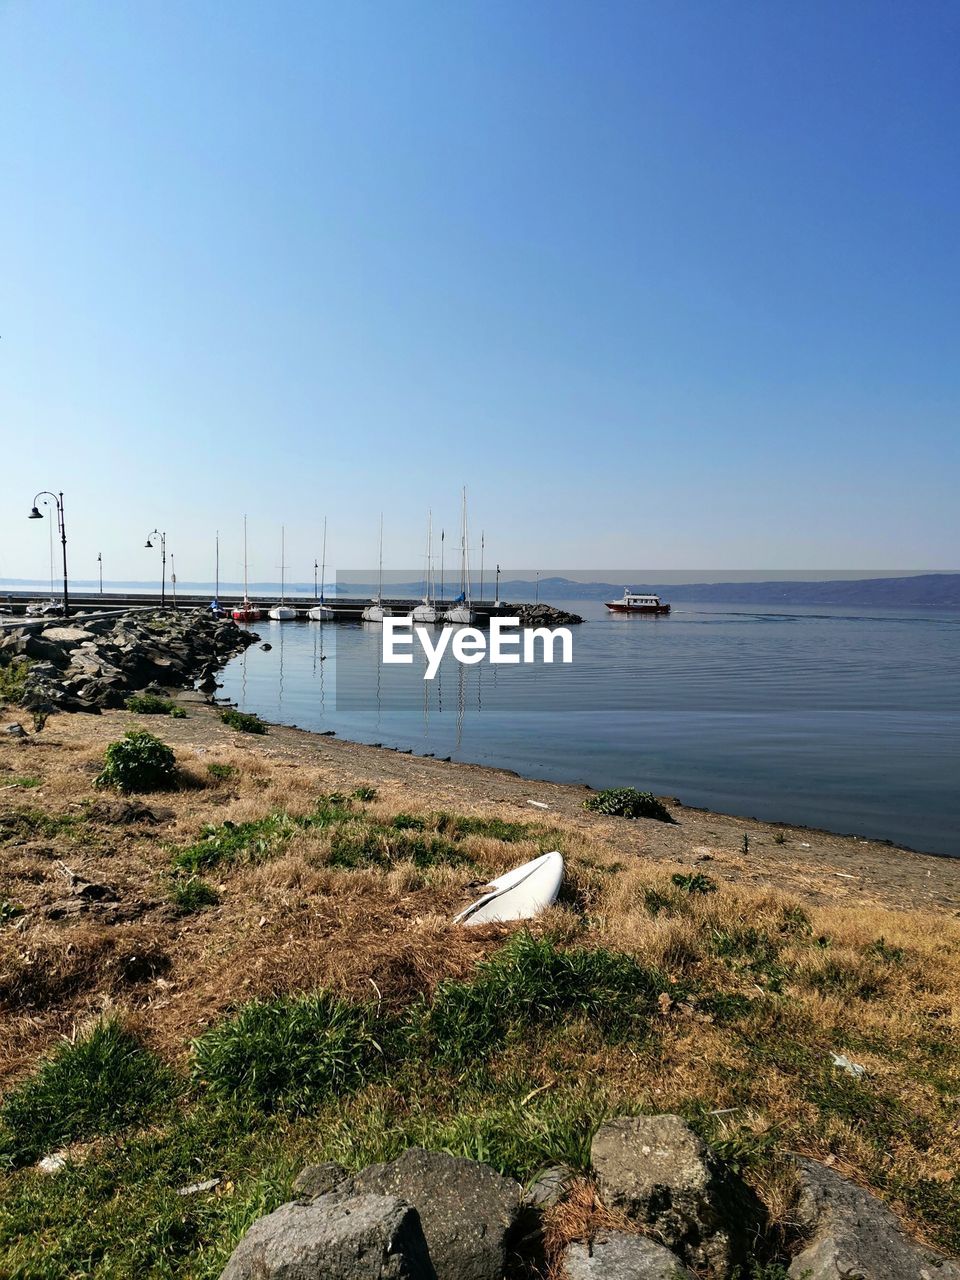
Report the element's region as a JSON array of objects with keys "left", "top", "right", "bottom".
[
  {"left": 493, "top": 602, "right": 584, "bottom": 625},
  {"left": 0, "top": 609, "right": 257, "bottom": 713},
  {"left": 219, "top": 1115, "right": 959, "bottom": 1279}
]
